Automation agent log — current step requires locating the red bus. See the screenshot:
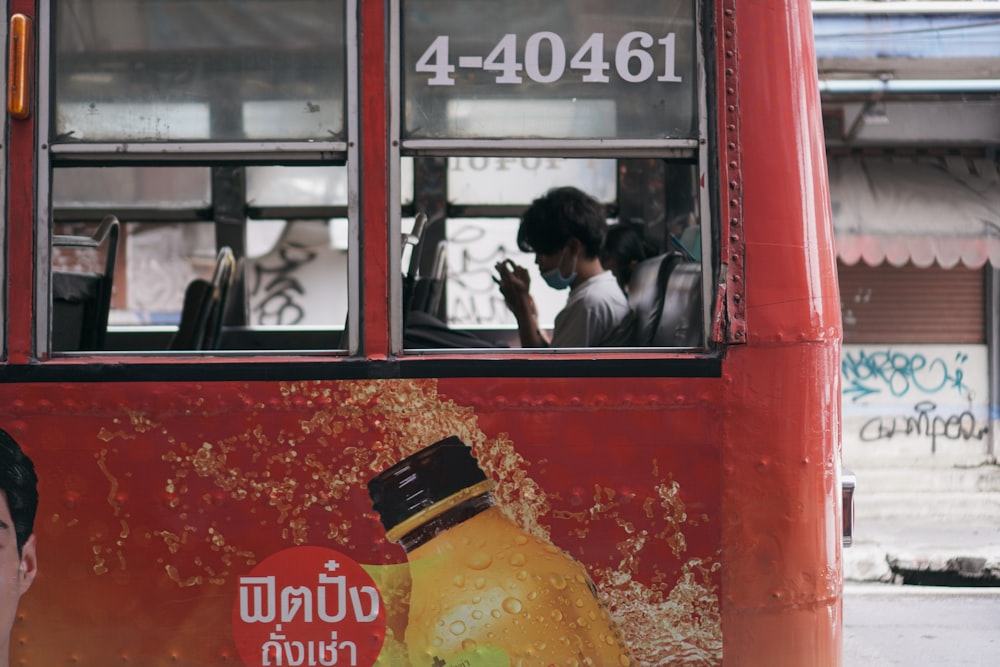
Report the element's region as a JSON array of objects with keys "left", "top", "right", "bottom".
[{"left": 2, "top": 0, "right": 847, "bottom": 665}]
